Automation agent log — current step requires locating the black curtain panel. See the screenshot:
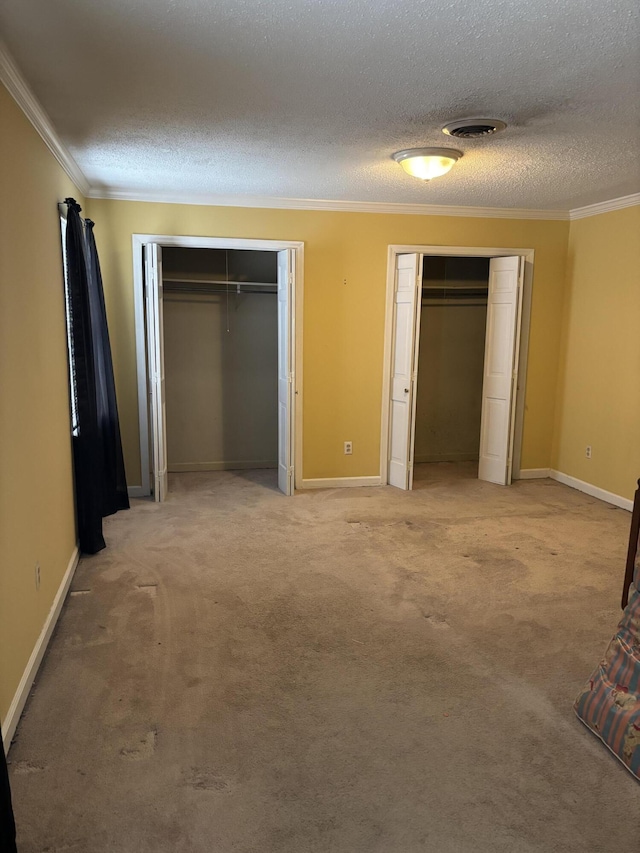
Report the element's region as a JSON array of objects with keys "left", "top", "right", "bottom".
[
  {"left": 64, "top": 199, "right": 129, "bottom": 554},
  {"left": 84, "top": 220, "right": 130, "bottom": 516},
  {"left": 0, "top": 725, "right": 17, "bottom": 853}
]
